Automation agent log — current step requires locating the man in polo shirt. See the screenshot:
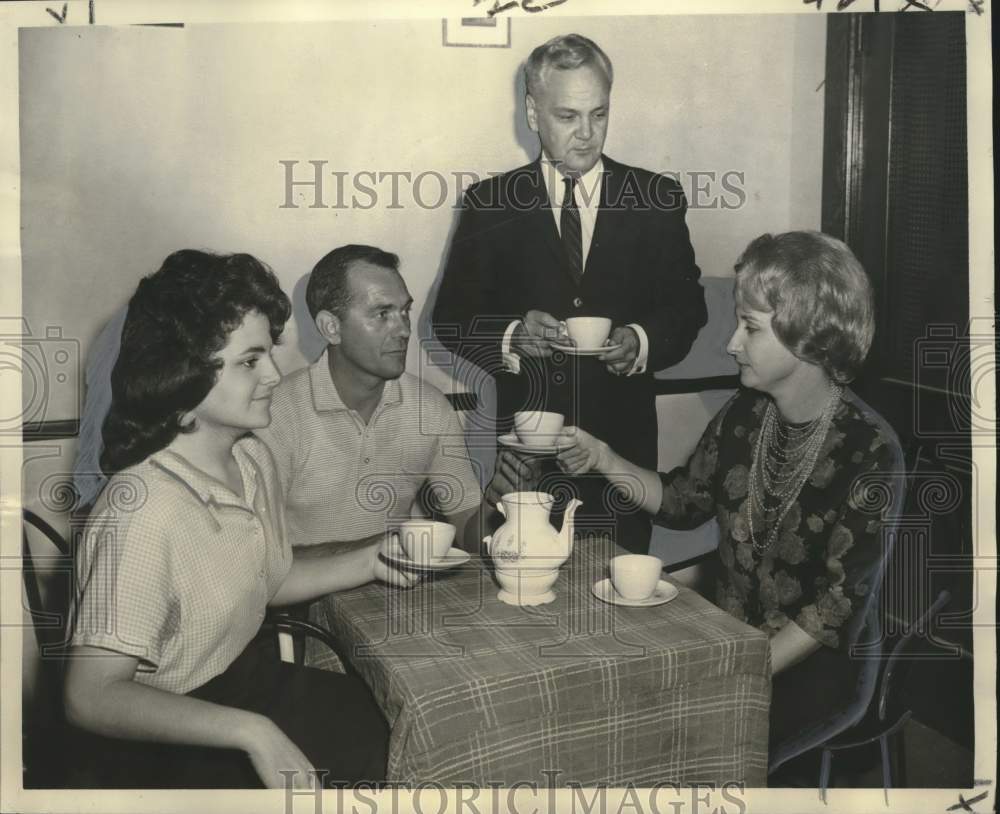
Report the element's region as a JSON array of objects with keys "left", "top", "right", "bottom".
[{"left": 257, "top": 244, "right": 486, "bottom": 554}]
